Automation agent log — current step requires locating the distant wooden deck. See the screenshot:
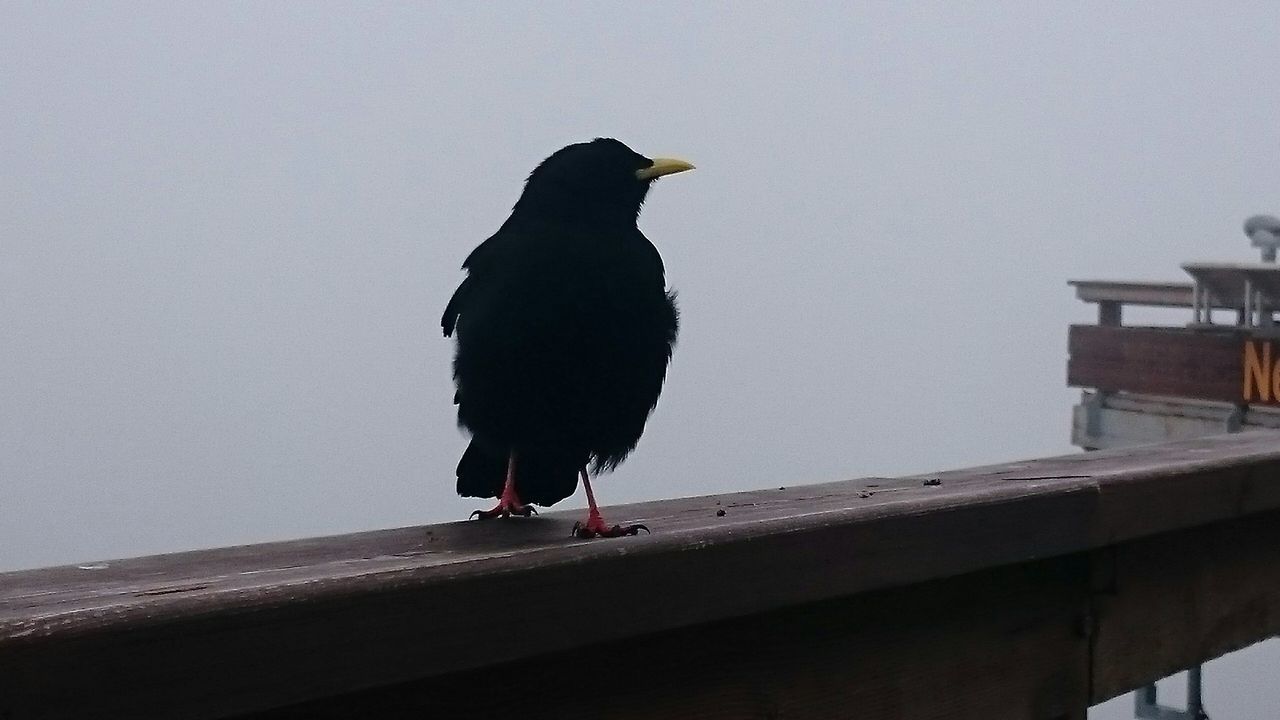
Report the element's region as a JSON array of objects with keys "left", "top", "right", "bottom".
[
  {"left": 1067, "top": 275, "right": 1280, "bottom": 449},
  {"left": 4, "top": 432, "right": 1280, "bottom": 719}
]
